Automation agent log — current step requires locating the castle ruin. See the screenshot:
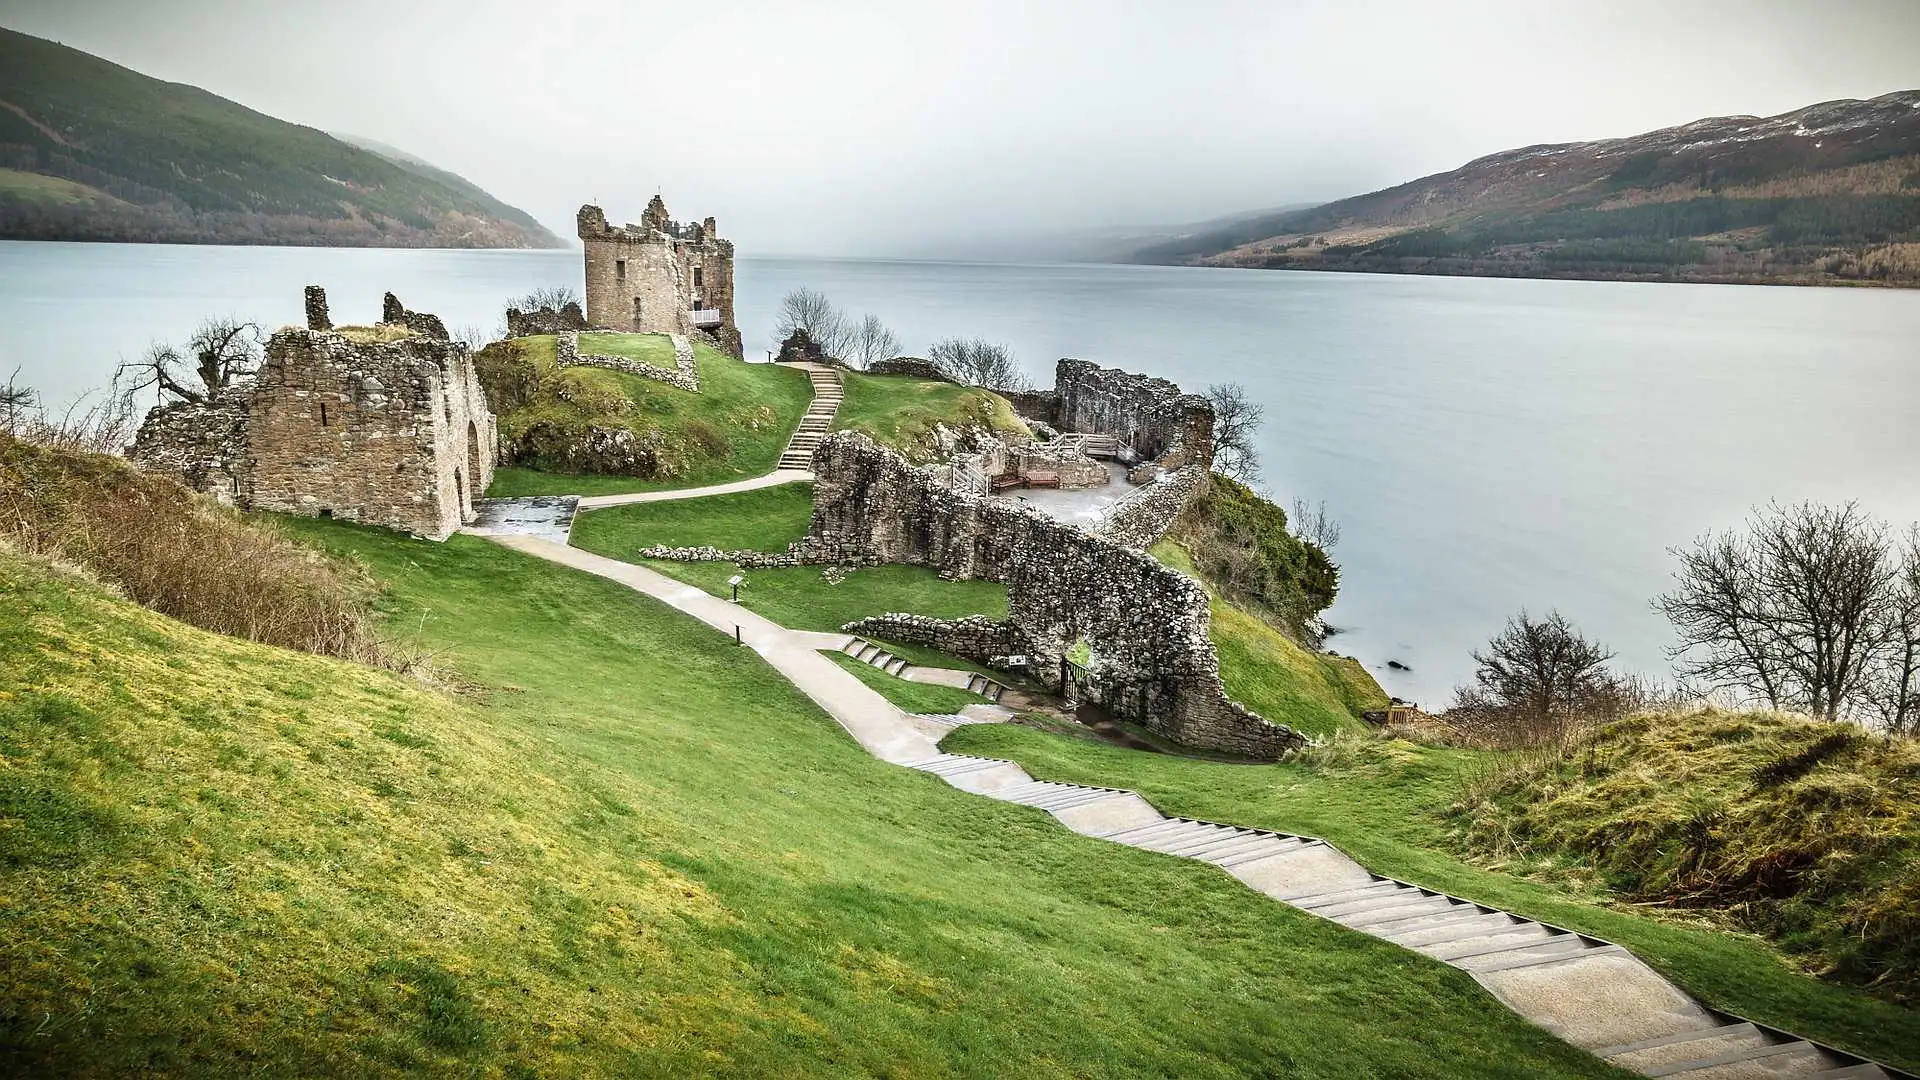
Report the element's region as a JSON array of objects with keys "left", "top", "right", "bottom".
[
  {"left": 578, "top": 197, "right": 742, "bottom": 357},
  {"left": 130, "top": 288, "right": 496, "bottom": 541}
]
